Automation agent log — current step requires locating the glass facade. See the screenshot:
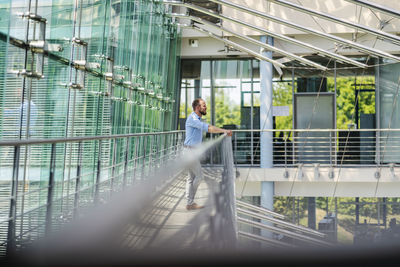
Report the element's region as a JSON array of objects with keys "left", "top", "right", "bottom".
[
  {"left": 0, "top": 0, "right": 180, "bottom": 142},
  {"left": 0, "top": 0, "right": 181, "bottom": 253}
]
